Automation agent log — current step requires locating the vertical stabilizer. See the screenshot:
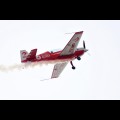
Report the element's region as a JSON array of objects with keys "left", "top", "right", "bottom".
[{"left": 20, "top": 50, "right": 28, "bottom": 62}]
